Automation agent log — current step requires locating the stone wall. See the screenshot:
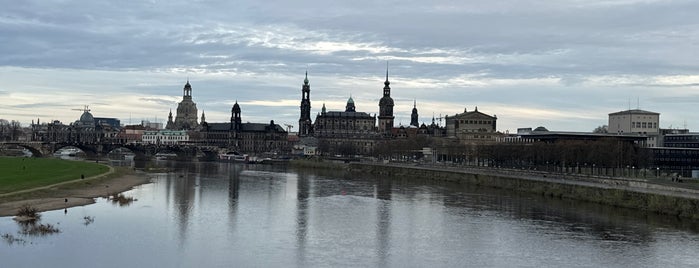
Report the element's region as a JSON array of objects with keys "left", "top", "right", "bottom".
[{"left": 348, "top": 163, "right": 699, "bottom": 220}]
